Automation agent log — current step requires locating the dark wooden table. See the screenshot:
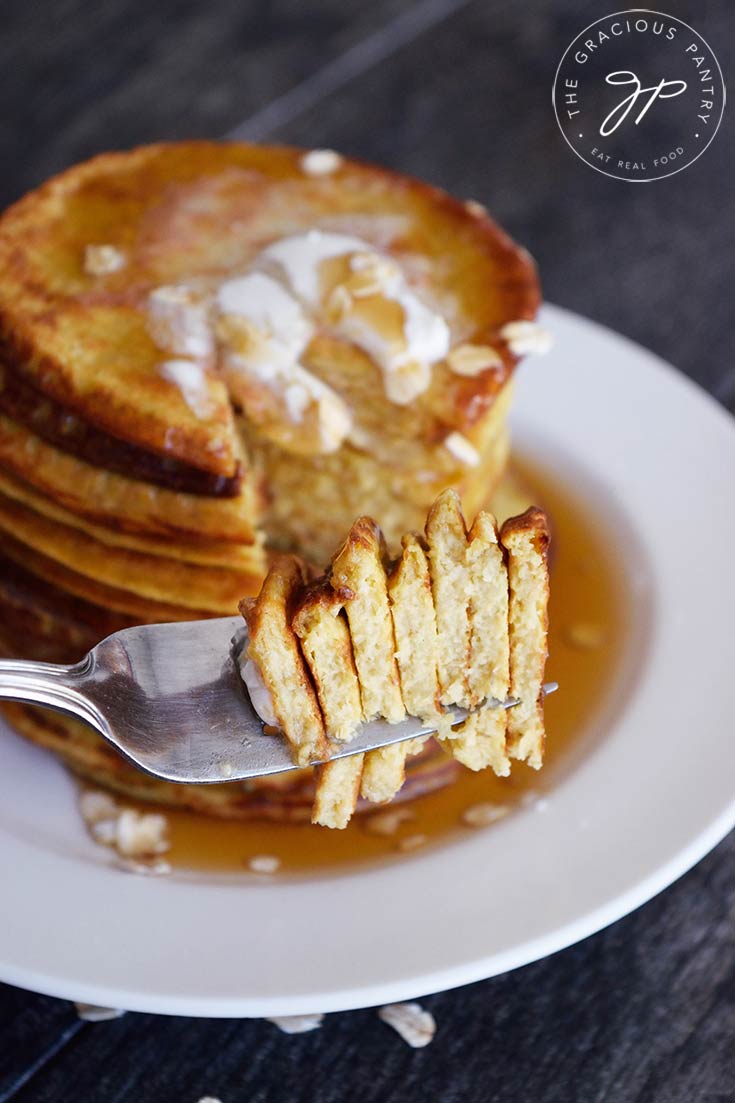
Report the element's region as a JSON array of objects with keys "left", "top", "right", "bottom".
[{"left": 1, "top": 2, "right": 733, "bottom": 1100}]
